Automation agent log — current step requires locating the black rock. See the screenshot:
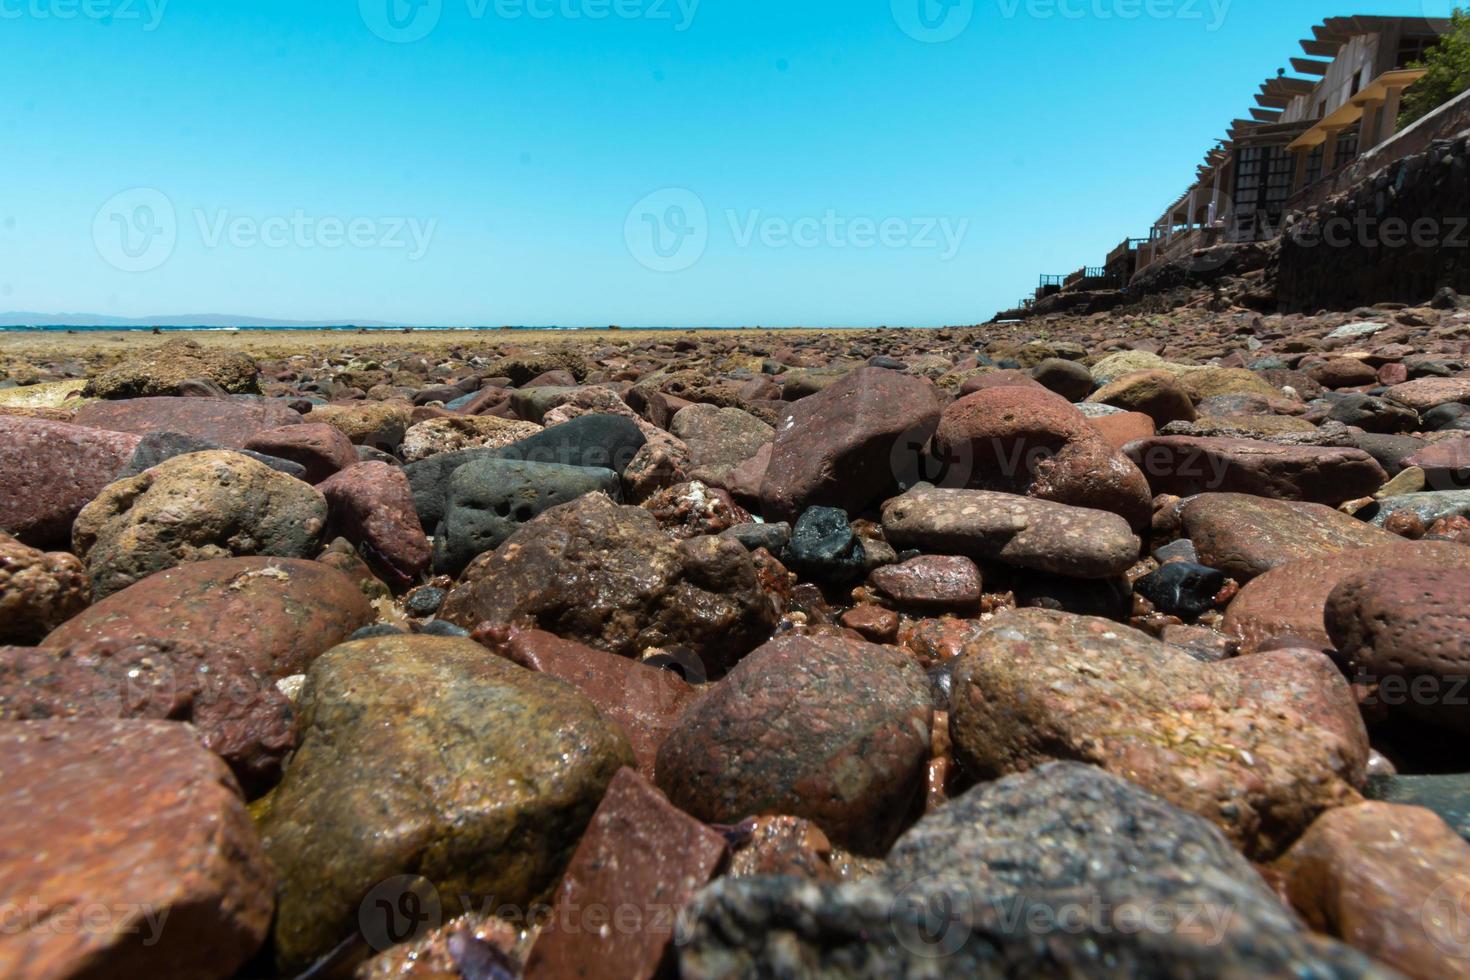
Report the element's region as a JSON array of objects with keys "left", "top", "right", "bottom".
[
  {"left": 1031, "top": 358, "right": 1094, "bottom": 402},
  {"left": 414, "top": 620, "right": 471, "bottom": 637},
  {"left": 497, "top": 414, "right": 646, "bottom": 474},
  {"left": 1327, "top": 393, "right": 1420, "bottom": 434},
  {"left": 405, "top": 587, "right": 447, "bottom": 616},
  {"left": 1135, "top": 562, "right": 1226, "bottom": 619},
  {"left": 349, "top": 624, "right": 405, "bottom": 641},
  {"left": 1152, "top": 538, "right": 1199, "bottom": 565},
  {"left": 121, "top": 431, "right": 307, "bottom": 480},
  {"left": 782, "top": 507, "right": 865, "bottom": 582},
  {"left": 1353, "top": 433, "right": 1429, "bottom": 476},
  {"left": 1425, "top": 403, "right": 1470, "bottom": 431},
  {"left": 720, "top": 522, "right": 791, "bottom": 553},
  {"left": 867, "top": 355, "right": 908, "bottom": 371},
  {"left": 356, "top": 444, "right": 402, "bottom": 466}
]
